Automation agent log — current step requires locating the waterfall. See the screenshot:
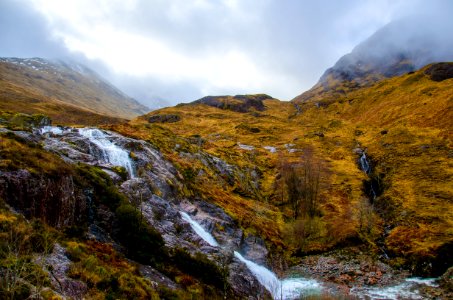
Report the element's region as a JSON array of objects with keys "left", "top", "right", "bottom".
[
  {"left": 180, "top": 212, "right": 219, "bottom": 247},
  {"left": 180, "top": 211, "right": 321, "bottom": 299},
  {"left": 78, "top": 128, "right": 135, "bottom": 178},
  {"left": 233, "top": 251, "right": 280, "bottom": 294},
  {"left": 360, "top": 153, "right": 371, "bottom": 174},
  {"left": 234, "top": 252, "right": 320, "bottom": 299},
  {"left": 359, "top": 152, "right": 377, "bottom": 199}
]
